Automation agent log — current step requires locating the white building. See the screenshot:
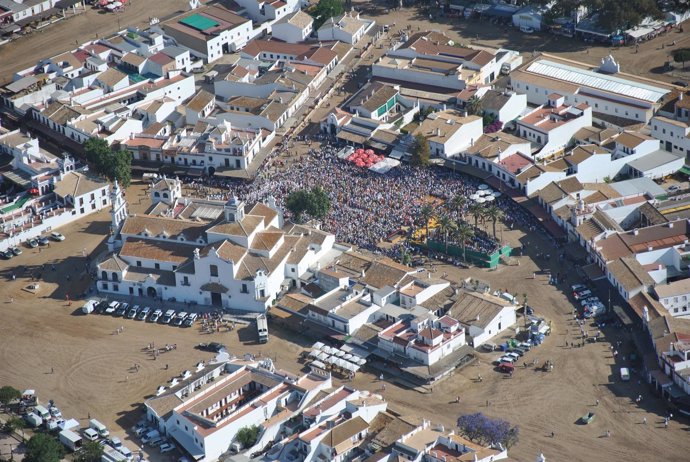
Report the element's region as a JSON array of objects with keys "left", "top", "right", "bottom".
[
  {"left": 511, "top": 55, "right": 673, "bottom": 125},
  {"left": 515, "top": 94, "right": 592, "bottom": 159},
  {"left": 271, "top": 10, "right": 313, "bottom": 43},
  {"left": 449, "top": 291, "right": 517, "bottom": 347},
  {"left": 655, "top": 279, "right": 690, "bottom": 318},
  {"left": 305, "top": 282, "right": 380, "bottom": 335},
  {"left": 317, "top": 12, "right": 375, "bottom": 45},
  {"left": 52, "top": 171, "right": 111, "bottom": 217},
  {"left": 161, "top": 5, "right": 253, "bottom": 63},
  {"left": 481, "top": 89, "right": 527, "bottom": 124},
  {"left": 650, "top": 91, "right": 690, "bottom": 156},
  {"left": 414, "top": 110, "right": 483, "bottom": 158},
  {"left": 144, "top": 359, "right": 333, "bottom": 461},
  {"left": 97, "top": 179, "right": 337, "bottom": 312},
  {"left": 378, "top": 314, "right": 466, "bottom": 366}
]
